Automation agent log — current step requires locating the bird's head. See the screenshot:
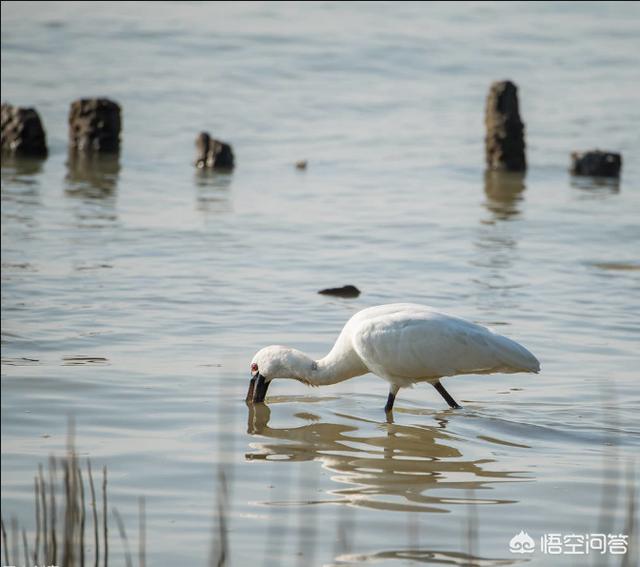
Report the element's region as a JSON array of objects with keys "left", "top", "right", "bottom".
[{"left": 246, "top": 345, "right": 314, "bottom": 403}]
